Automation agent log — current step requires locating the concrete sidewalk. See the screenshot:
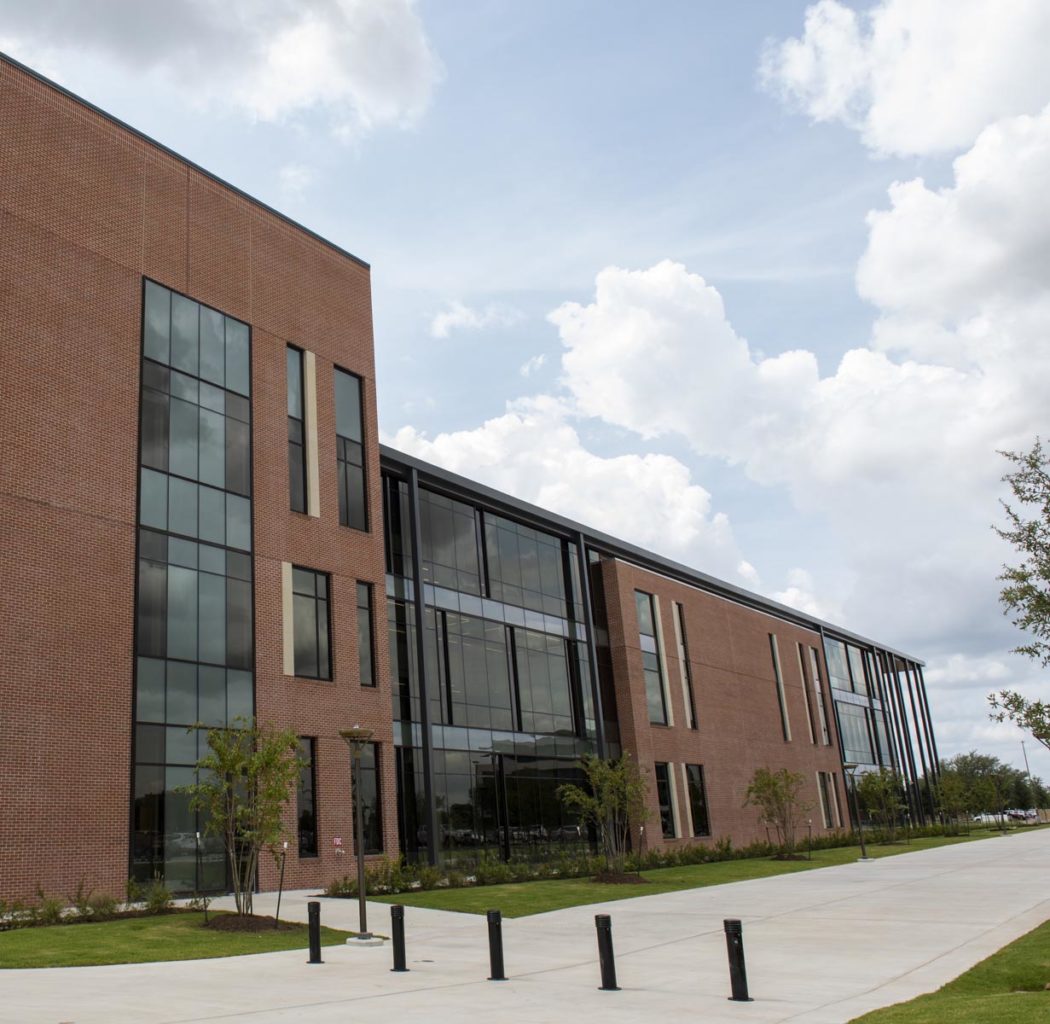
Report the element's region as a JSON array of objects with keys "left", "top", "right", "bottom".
[{"left": 4, "top": 829, "right": 1048, "bottom": 1024}]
